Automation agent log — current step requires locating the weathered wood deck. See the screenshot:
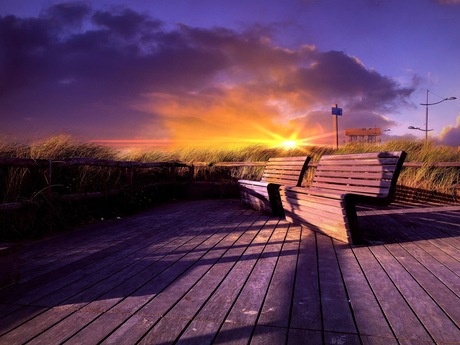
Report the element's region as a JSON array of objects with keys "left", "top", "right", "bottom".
[{"left": 0, "top": 199, "right": 459, "bottom": 344}]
